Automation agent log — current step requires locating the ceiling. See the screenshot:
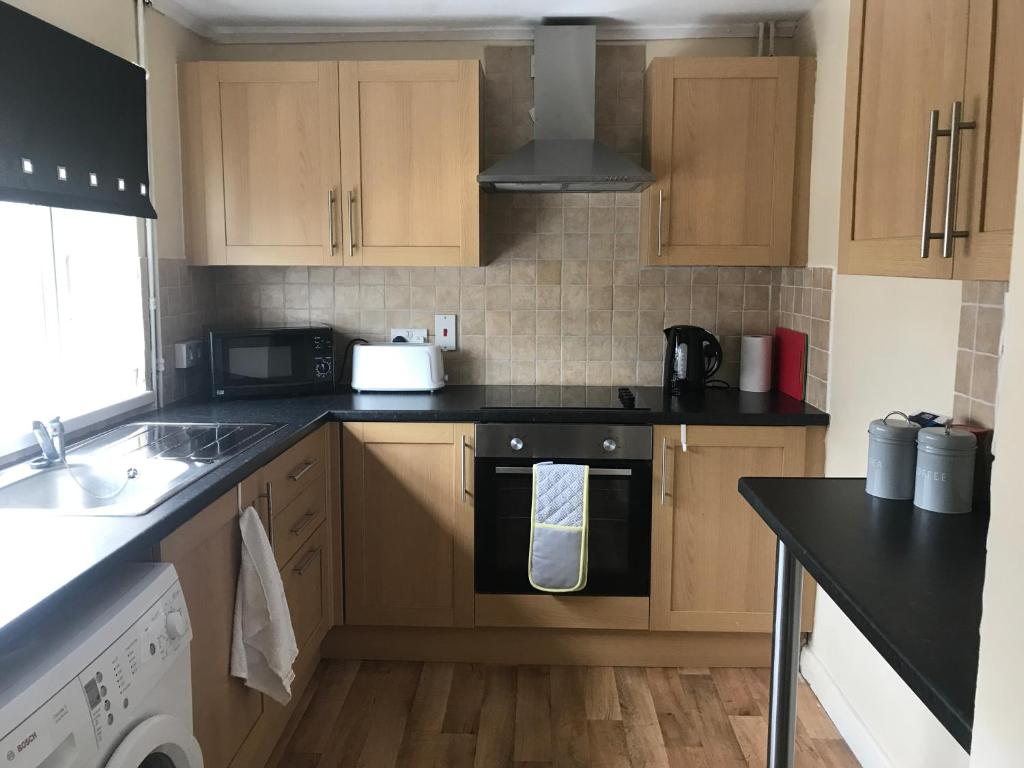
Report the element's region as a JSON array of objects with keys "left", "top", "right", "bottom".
[{"left": 152, "top": 0, "right": 814, "bottom": 42}]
